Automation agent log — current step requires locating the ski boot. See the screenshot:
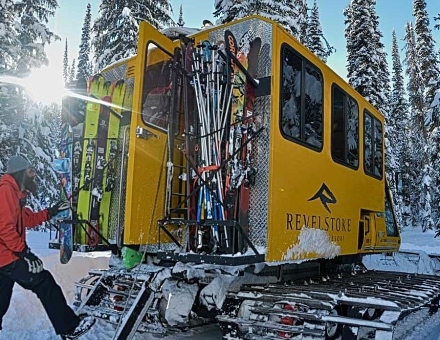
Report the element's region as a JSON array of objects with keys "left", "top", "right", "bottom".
[{"left": 61, "top": 314, "right": 96, "bottom": 339}]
